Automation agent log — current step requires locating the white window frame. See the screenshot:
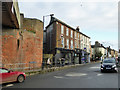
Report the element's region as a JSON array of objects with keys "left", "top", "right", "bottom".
[
  {"left": 71, "top": 40, "right": 73, "bottom": 49},
  {"left": 71, "top": 30, "right": 73, "bottom": 38},
  {"left": 61, "top": 37, "right": 64, "bottom": 48},
  {"left": 78, "top": 33, "right": 79, "bottom": 40},
  {"left": 66, "top": 28, "right": 69, "bottom": 36},
  {"left": 67, "top": 39, "right": 69, "bottom": 49},
  {"left": 61, "top": 25, "right": 64, "bottom": 34}
]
